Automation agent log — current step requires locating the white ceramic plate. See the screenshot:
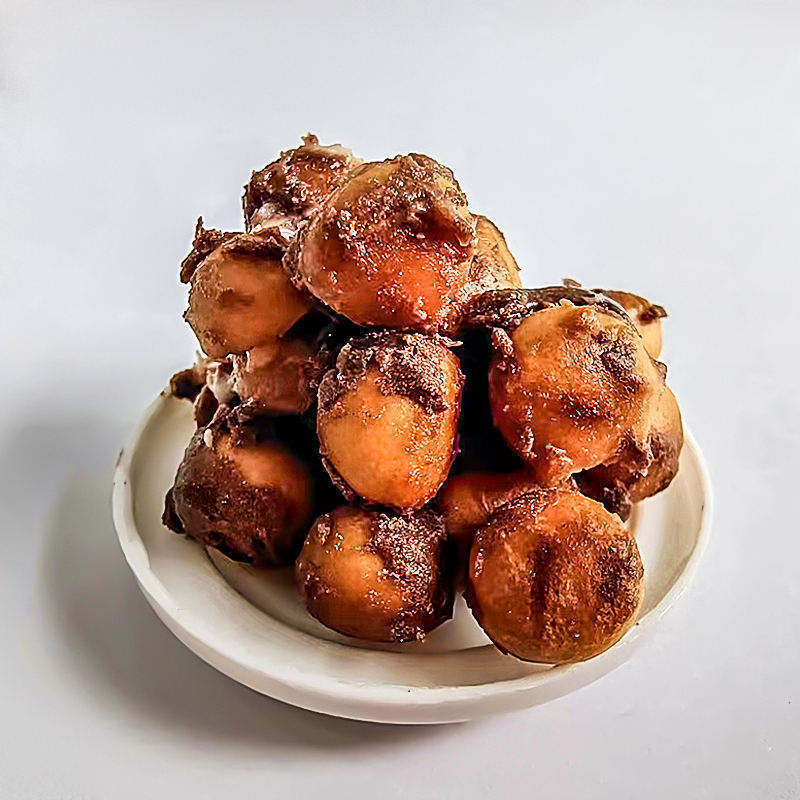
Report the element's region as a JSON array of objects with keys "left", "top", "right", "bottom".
[{"left": 112, "top": 391, "right": 712, "bottom": 724}]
